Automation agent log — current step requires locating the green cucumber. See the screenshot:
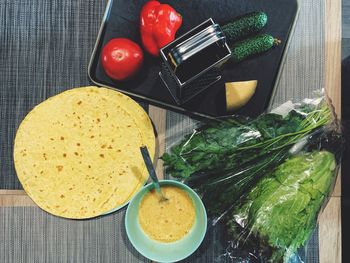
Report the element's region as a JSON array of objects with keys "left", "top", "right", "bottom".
[
  {"left": 222, "top": 11, "right": 268, "bottom": 43},
  {"left": 230, "top": 34, "right": 281, "bottom": 63}
]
